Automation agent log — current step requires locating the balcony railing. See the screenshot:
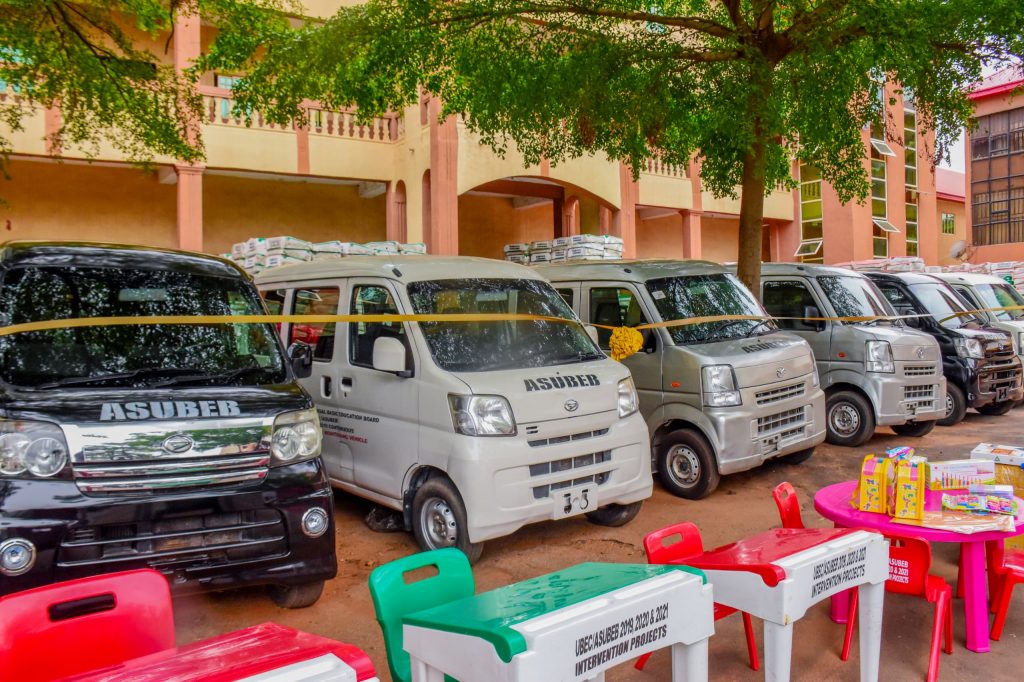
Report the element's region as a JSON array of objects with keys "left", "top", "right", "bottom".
[
  {"left": 642, "top": 157, "right": 688, "bottom": 179},
  {"left": 199, "top": 85, "right": 404, "bottom": 142}
]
